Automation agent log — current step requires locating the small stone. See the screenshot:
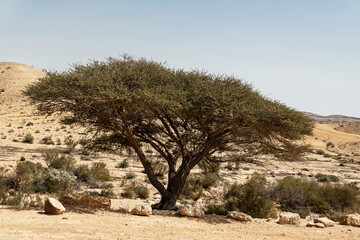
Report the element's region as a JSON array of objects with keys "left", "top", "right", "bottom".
[
  {"left": 131, "top": 205, "right": 152, "bottom": 216},
  {"left": 44, "top": 197, "right": 65, "bottom": 215},
  {"left": 306, "top": 222, "right": 325, "bottom": 228},
  {"left": 227, "top": 211, "right": 253, "bottom": 222}
]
